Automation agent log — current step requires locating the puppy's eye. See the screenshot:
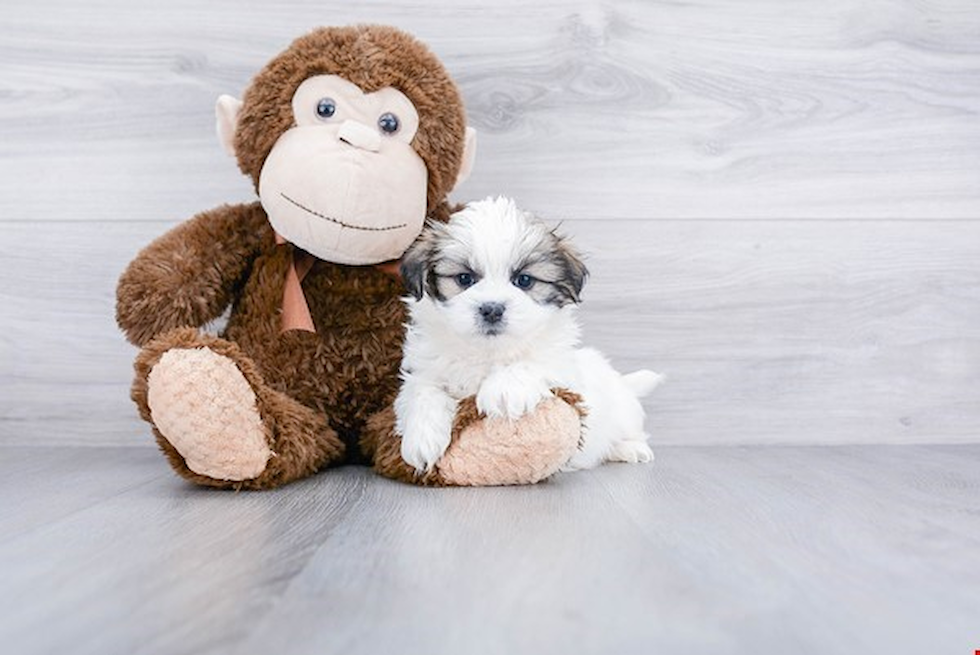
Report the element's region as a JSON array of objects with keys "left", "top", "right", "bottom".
[
  {"left": 455, "top": 273, "right": 475, "bottom": 288},
  {"left": 514, "top": 273, "right": 536, "bottom": 290},
  {"left": 316, "top": 98, "right": 337, "bottom": 119}
]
